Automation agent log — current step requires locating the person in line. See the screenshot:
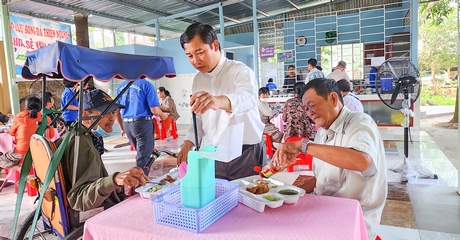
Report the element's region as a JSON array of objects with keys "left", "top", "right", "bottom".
[
  {"left": 282, "top": 82, "right": 316, "bottom": 140},
  {"left": 283, "top": 65, "right": 302, "bottom": 92},
  {"left": 257, "top": 87, "right": 283, "bottom": 148},
  {"left": 44, "top": 92, "right": 68, "bottom": 136},
  {"left": 58, "top": 89, "right": 149, "bottom": 213},
  {"left": 176, "top": 22, "right": 266, "bottom": 180},
  {"left": 305, "top": 58, "right": 325, "bottom": 82},
  {"left": 272, "top": 78, "right": 387, "bottom": 239},
  {"left": 327, "top": 61, "right": 350, "bottom": 82},
  {"left": 337, "top": 79, "right": 364, "bottom": 112},
  {"left": 266, "top": 78, "right": 277, "bottom": 90},
  {"left": 61, "top": 79, "right": 79, "bottom": 127},
  {"left": 154, "top": 87, "right": 180, "bottom": 139},
  {"left": 115, "top": 79, "right": 167, "bottom": 175},
  {"left": 0, "top": 96, "right": 55, "bottom": 169}
]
